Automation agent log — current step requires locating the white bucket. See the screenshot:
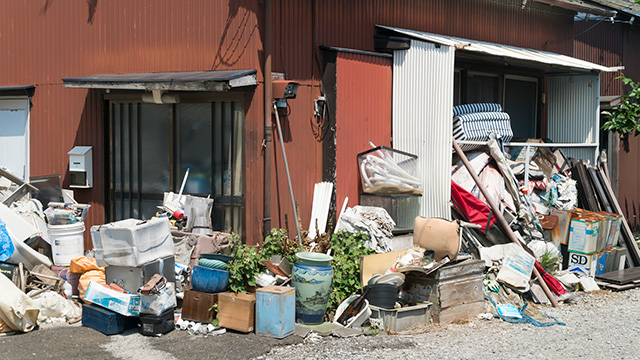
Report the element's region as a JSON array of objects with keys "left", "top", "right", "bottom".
[{"left": 48, "top": 222, "right": 85, "bottom": 266}]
